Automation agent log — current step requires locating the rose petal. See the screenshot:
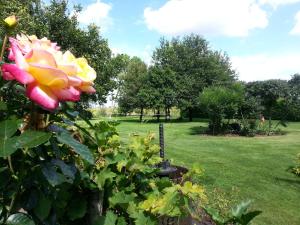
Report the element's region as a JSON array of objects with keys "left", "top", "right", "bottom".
[
  {"left": 57, "top": 64, "right": 78, "bottom": 76},
  {"left": 26, "top": 49, "right": 57, "bottom": 67},
  {"left": 26, "top": 83, "right": 58, "bottom": 110},
  {"left": 28, "top": 63, "right": 68, "bottom": 88},
  {"left": 2, "top": 71, "right": 15, "bottom": 80},
  {"left": 51, "top": 86, "right": 81, "bottom": 101},
  {"left": 78, "top": 85, "right": 96, "bottom": 93},
  {"left": 10, "top": 38, "right": 28, "bottom": 70},
  {"left": 1, "top": 64, "right": 34, "bottom": 84},
  {"left": 68, "top": 75, "right": 82, "bottom": 86}
]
